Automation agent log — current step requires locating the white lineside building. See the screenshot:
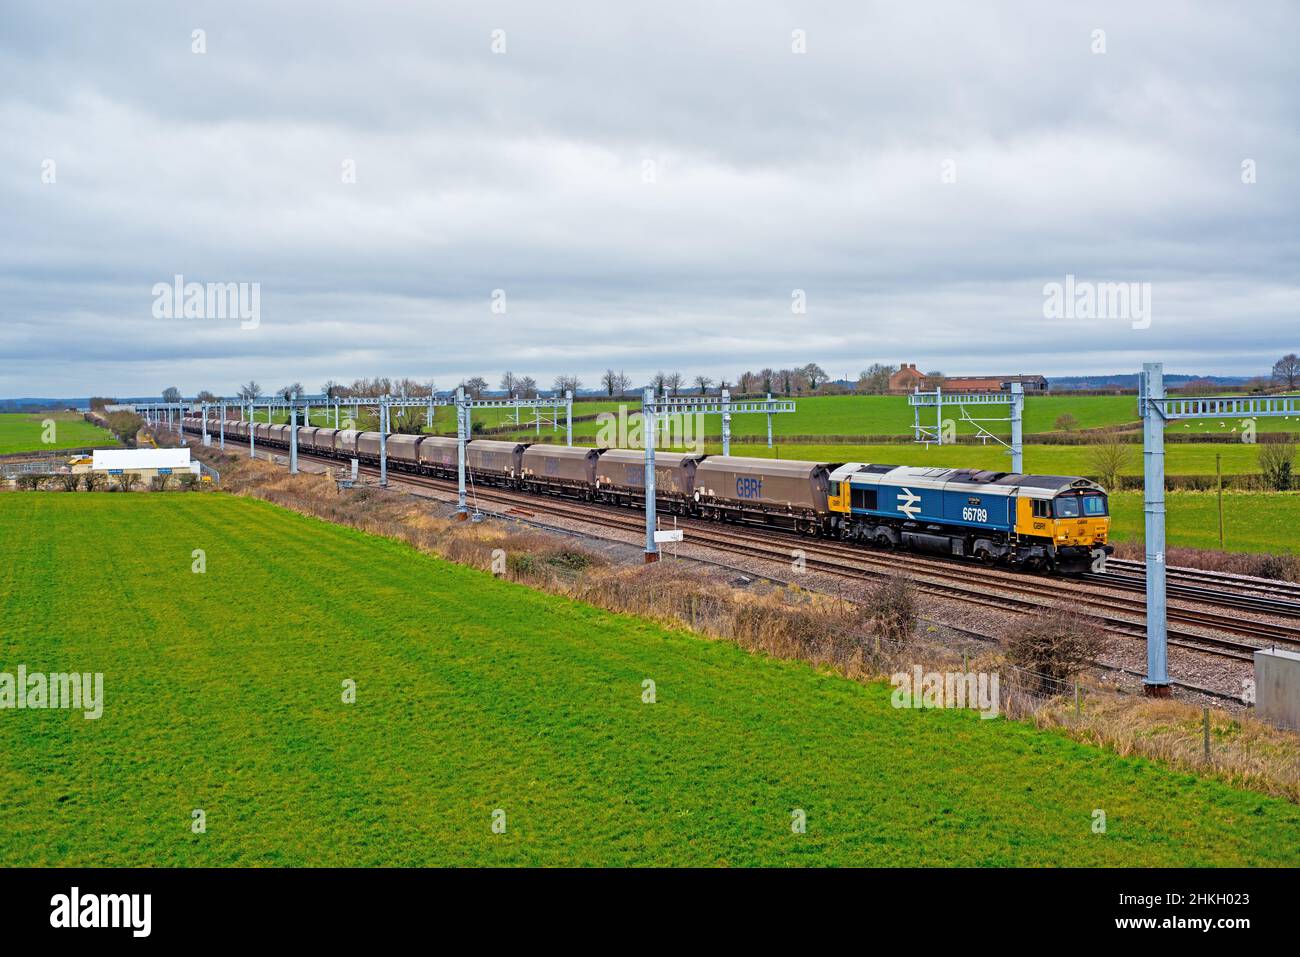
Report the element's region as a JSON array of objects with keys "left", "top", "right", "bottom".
[{"left": 77, "top": 447, "right": 201, "bottom": 479}]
